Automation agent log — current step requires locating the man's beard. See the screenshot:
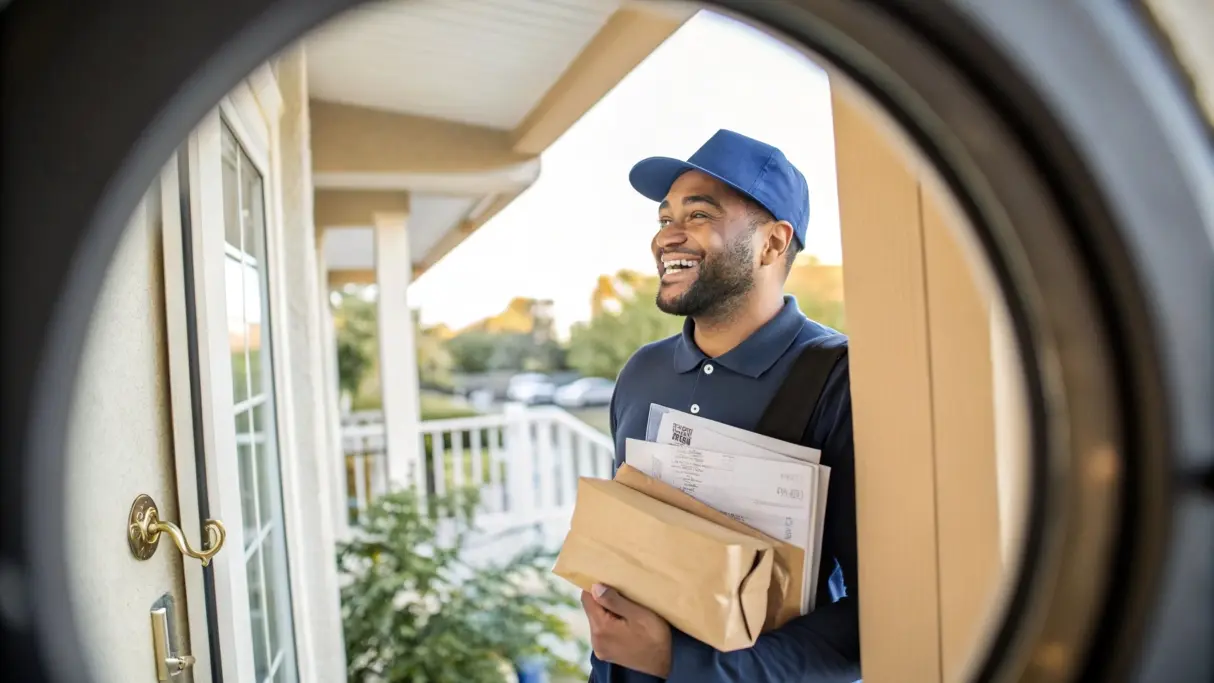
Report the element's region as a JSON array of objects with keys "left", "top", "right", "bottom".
[{"left": 655, "top": 233, "right": 755, "bottom": 319}]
